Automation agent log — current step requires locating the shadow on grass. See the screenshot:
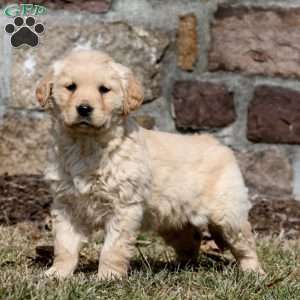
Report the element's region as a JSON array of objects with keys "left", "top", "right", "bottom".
[
  {"left": 31, "top": 245, "right": 233, "bottom": 275},
  {"left": 130, "top": 252, "right": 233, "bottom": 274}
]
